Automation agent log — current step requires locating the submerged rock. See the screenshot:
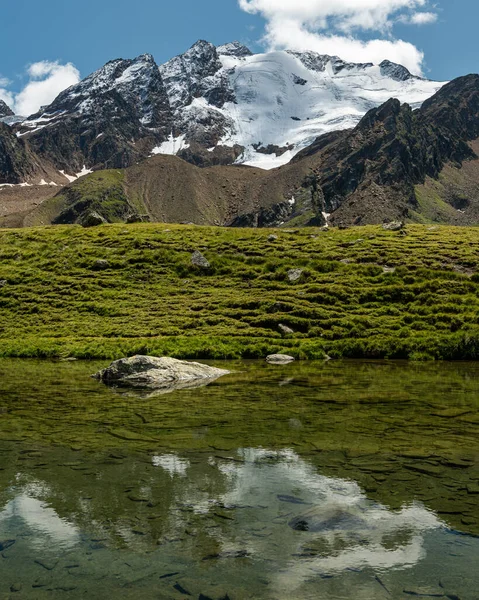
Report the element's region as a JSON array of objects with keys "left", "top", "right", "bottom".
[
  {"left": 266, "top": 354, "right": 295, "bottom": 364},
  {"left": 289, "top": 505, "right": 367, "bottom": 533},
  {"left": 93, "top": 355, "right": 230, "bottom": 390}
]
